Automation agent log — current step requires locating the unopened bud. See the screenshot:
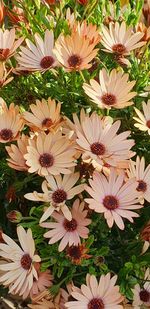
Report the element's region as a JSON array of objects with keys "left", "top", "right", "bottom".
[
  {"left": 77, "top": 0, "right": 88, "bottom": 5},
  {"left": 7, "top": 210, "right": 22, "bottom": 223}
]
